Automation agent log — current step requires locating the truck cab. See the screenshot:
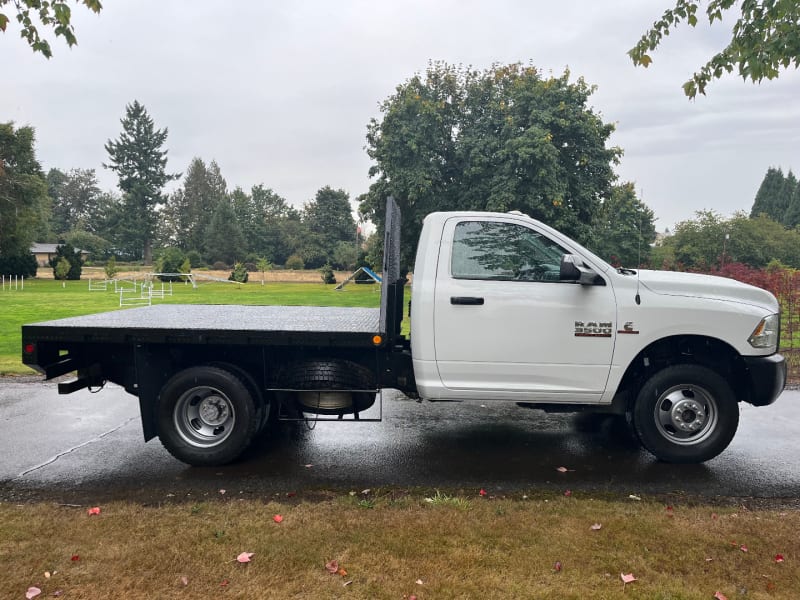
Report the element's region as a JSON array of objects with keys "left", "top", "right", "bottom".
[{"left": 410, "top": 209, "right": 785, "bottom": 462}]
